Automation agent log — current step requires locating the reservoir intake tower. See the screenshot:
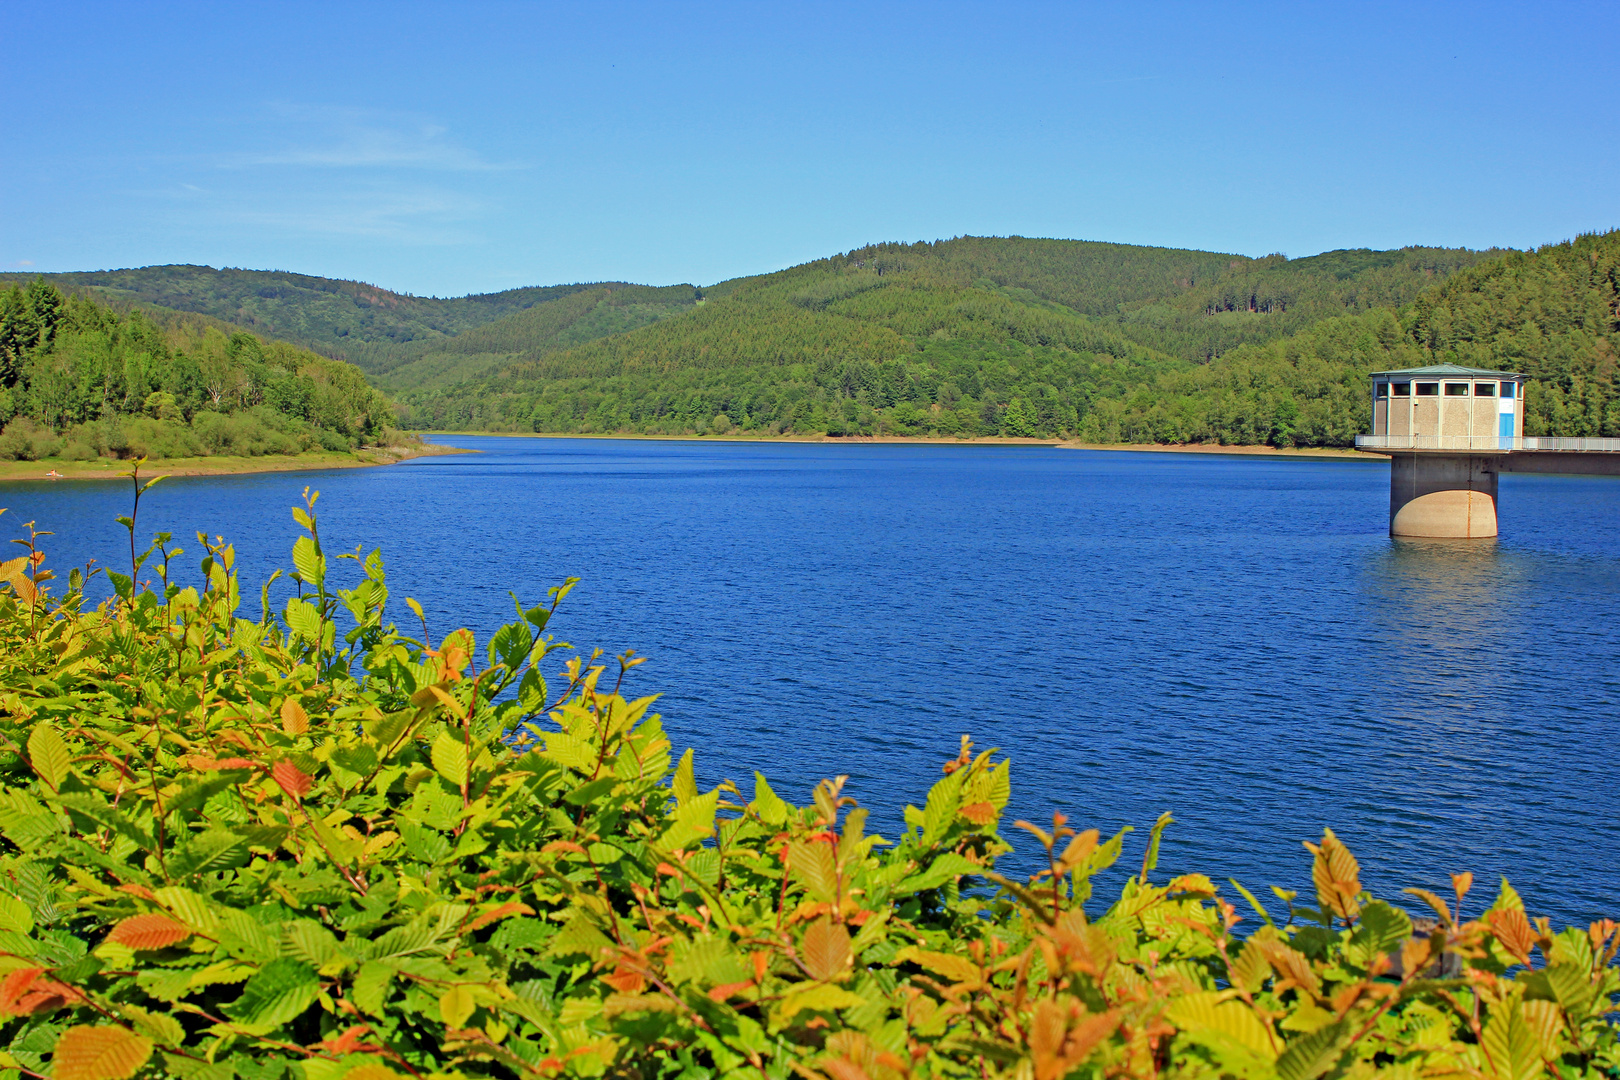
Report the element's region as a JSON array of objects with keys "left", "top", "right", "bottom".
[{"left": 1356, "top": 364, "right": 1620, "bottom": 538}]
